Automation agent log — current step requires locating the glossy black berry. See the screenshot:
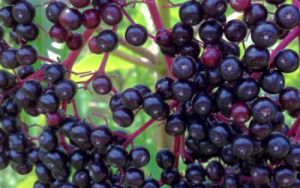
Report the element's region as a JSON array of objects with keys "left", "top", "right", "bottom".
[
  {"left": 156, "top": 148, "right": 175, "bottom": 170},
  {"left": 185, "top": 163, "right": 206, "bottom": 184},
  {"left": 259, "top": 69, "right": 285, "bottom": 94},
  {"left": 275, "top": 5, "right": 300, "bottom": 30},
  {"left": 125, "top": 24, "right": 148, "bottom": 46},
  {"left": 206, "top": 161, "right": 224, "bottom": 181},
  {"left": 273, "top": 164, "right": 296, "bottom": 187},
  {"left": 267, "top": 132, "right": 291, "bottom": 158},
  {"left": 199, "top": 19, "right": 223, "bottom": 44},
  {"left": 172, "top": 55, "right": 196, "bottom": 79},
  {"left": 243, "top": 4, "right": 268, "bottom": 28},
  {"left": 274, "top": 49, "right": 299, "bottom": 73},
  {"left": 171, "top": 22, "right": 194, "bottom": 46},
  {"left": 92, "top": 74, "right": 112, "bottom": 95},
  {"left": 129, "top": 146, "right": 150, "bottom": 168},
  {"left": 90, "top": 125, "right": 113, "bottom": 148},
  {"left": 0, "top": 6, "right": 18, "bottom": 28},
  {"left": 232, "top": 134, "right": 254, "bottom": 158},
  {"left": 172, "top": 79, "right": 194, "bottom": 102},
  {"left": 161, "top": 167, "right": 180, "bottom": 186},
  {"left": 89, "top": 161, "right": 109, "bottom": 182},
  {"left": 155, "top": 76, "right": 174, "bottom": 99},
  {"left": 12, "top": 1, "right": 35, "bottom": 24},
  {"left": 113, "top": 106, "right": 134, "bottom": 128},
  {"left": 106, "top": 145, "right": 128, "bottom": 168},
  {"left": 39, "top": 129, "right": 59, "bottom": 151},
  {"left": 45, "top": 148, "right": 68, "bottom": 170},
  {"left": 101, "top": 3, "right": 123, "bottom": 26},
  {"left": 96, "top": 29, "right": 119, "bottom": 52},
  {"left": 165, "top": 113, "right": 187, "bottom": 137},
  {"left": 202, "top": 0, "right": 227, "bottom": 18},
  {"left": 224, "top": 20, "right": 248, "bottom": 42},
  {"left": 59, "top": 8, "right": 83, "bottom": 31},
  {"left": 251, "top": 97, "right": 277, "bottom": 123},
  {"left": 46, "top": 1, "right": 68, "bottom": 24}
]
